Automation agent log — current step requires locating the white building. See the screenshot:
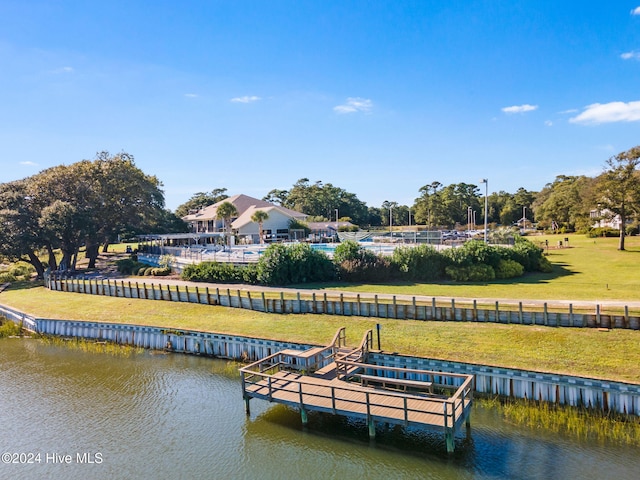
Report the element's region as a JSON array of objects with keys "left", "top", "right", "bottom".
[
  {"left": 590, "top": 208, "right": 623, "bottom": 230},
  {"left": 182, "top": 194, "right": 307, "bottom": 244}
]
